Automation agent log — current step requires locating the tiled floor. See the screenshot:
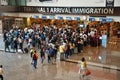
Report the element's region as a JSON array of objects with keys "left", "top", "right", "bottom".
[
  {"left": 0, "top": 35, "right": 120, "bottom": 80},
  {"left": 0, "top": 51, "right": 120, "bottom": 80},
  {"left": 68, "top": 44, "right": 120, "bottom": 68}
]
